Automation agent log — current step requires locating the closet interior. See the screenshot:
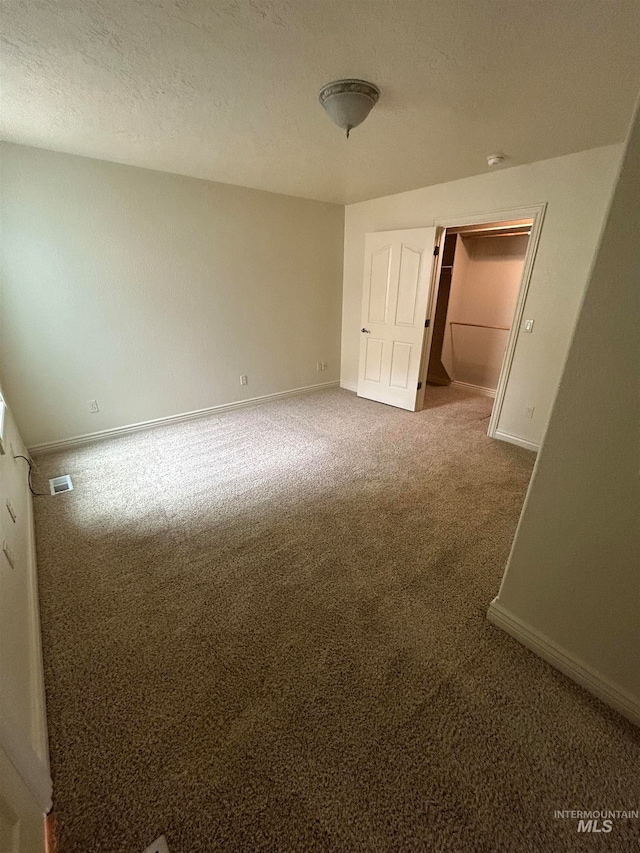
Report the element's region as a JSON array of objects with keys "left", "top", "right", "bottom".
[{"left": 426, "top": 219, "right": 533, "bottom": 398}]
